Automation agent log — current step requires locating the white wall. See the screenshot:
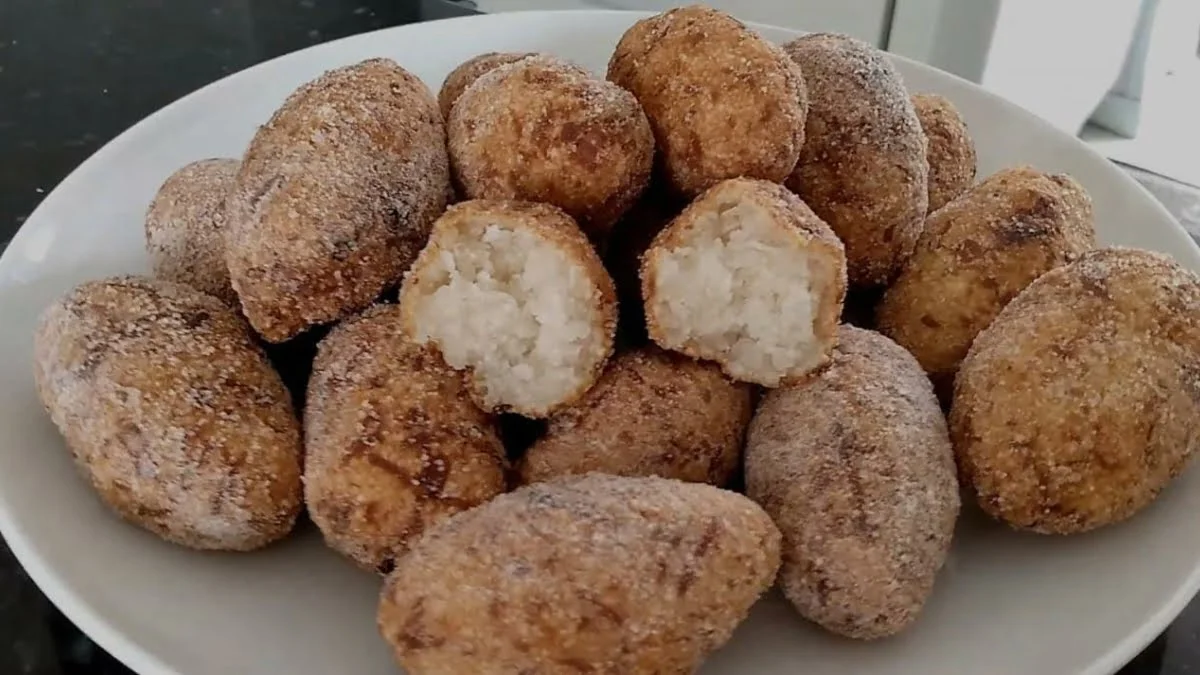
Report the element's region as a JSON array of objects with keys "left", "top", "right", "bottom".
[{"left": 890, "top": 0, "right": 1145, "bottom": 134}]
